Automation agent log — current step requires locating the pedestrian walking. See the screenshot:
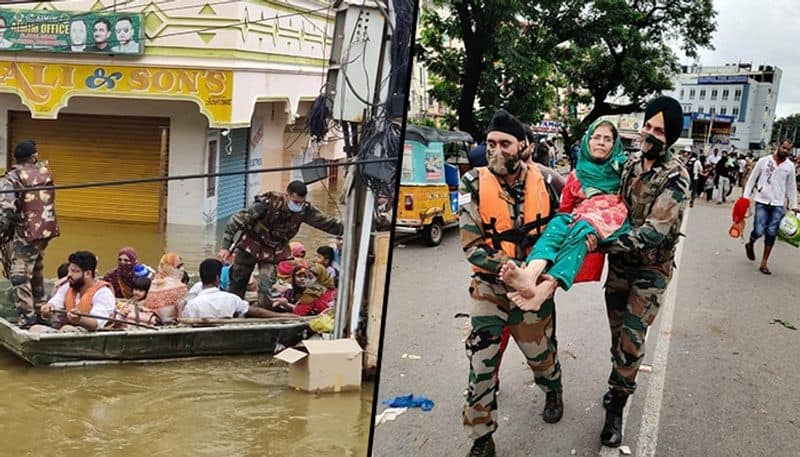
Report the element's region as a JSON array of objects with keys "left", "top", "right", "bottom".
[
  {"left": 714, "top": 151, "right": 732, "bottom": 204},
  {"left": 458, "top": 109, "right": 562, "bottom": 457},
  {"left": 742, "top": 139, "right": 799, "bottom": 275}
]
